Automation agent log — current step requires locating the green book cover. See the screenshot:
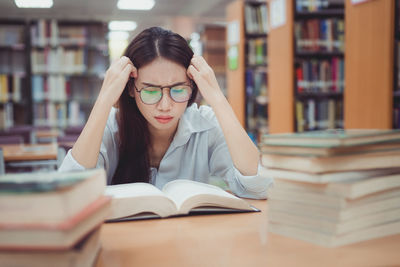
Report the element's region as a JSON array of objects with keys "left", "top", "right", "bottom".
[{"left": 0, "top": 169, "right": 102, "bottom": 193}]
